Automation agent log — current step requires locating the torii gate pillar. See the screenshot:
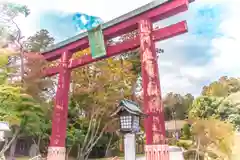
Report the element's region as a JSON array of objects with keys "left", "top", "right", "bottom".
[
  {"left": 139, "top": 19, "right": 168, "bottom": 159},
  {"left": 139, "top": 19, "right": 166, "bottom": 144},
  {"left": 47, "top": 52, "right": 71, "bottom": 160}
]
